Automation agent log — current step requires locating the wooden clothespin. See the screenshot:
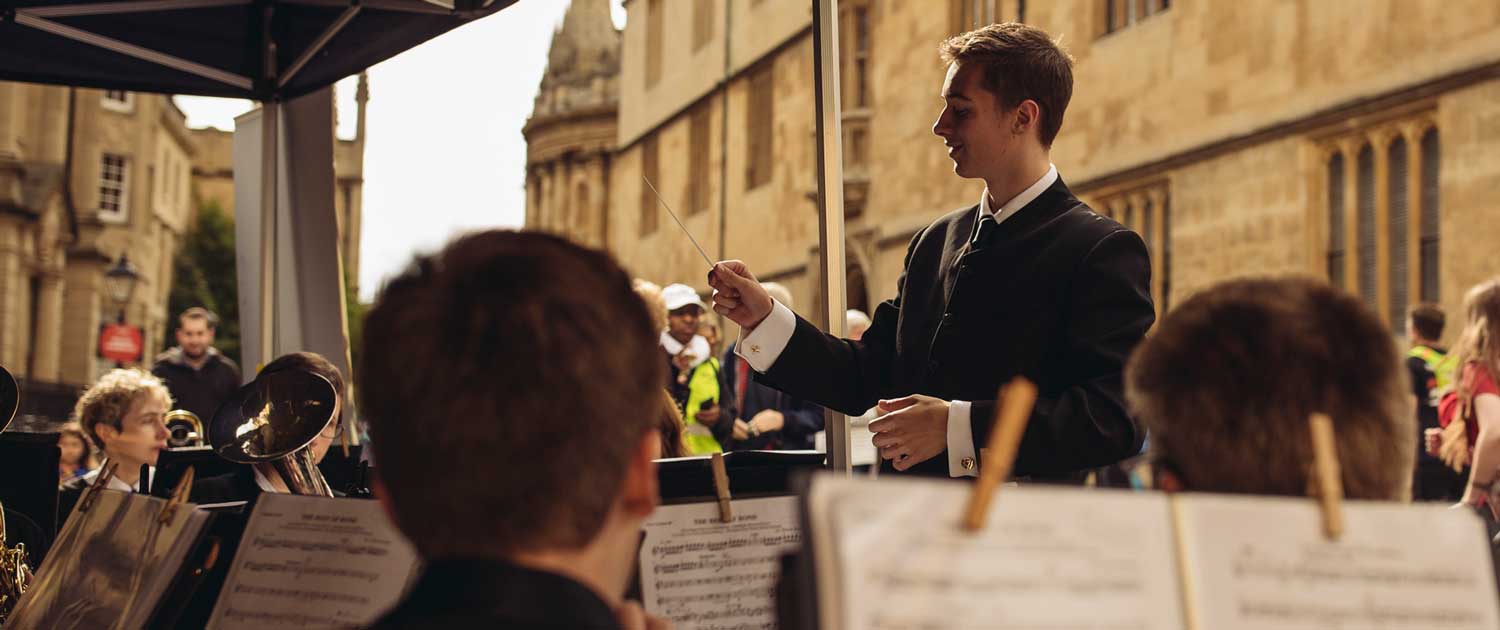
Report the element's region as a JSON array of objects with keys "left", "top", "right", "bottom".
[
  {"left": 158, "top": 465, "right": 196, "bottom": 525},
  {"left": 1308, "top": 413, "right": 1344, "bottom": 540},
  {"left": 711, "top": 452, "right": 732, "bottom": 523},
  {"left": 78, "top": 461, "right": 120, "bottom": 513},
  {"left": 962, "top": 377, "right": 1038, "bottom": 532}
]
